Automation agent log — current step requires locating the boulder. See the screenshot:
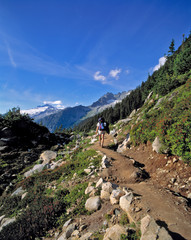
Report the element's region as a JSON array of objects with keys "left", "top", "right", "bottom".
[
  {"left": 79, "top": 232, "right": 93, "bottom": 240},
  {"left": 0, "top": 215, "right": 5, "bottom": 224},
  {"left": 65, "top": 223, "right": 76, "bottom": 238},
  {"left": 119, "top": 192, "right": 133, "bottom": 214},
  {"left": 110, "top": 189, "right": 124, "bottom": 205},
  {"left": 11, "top": 186, "right": 25, "bottom": 196},
  {"left": 103, "top": 224, "right": 126, "bottom": 240},
  {"left": 117, "top": 137, "right": 130, "bottom": 153},
  {"left": 144, "top": 91, "right": 153, "bottom": 103},
  {"left": 153, "top": 97, "right": 165, "bottom": 109},
  {"left": 40, "top": 150, "right": 57, "bottom": 164},
  {"left": 101, "top": 155, "right": 110, "bottom": 168},
  {"left": 0, "top": 217, "right": 16, "bottom": 232},
  {"left": 102, "top": 182, "right": 113, "bottom": 193},
  {"left": 129, "top": 109, "right": 136, "bottom": 118},
  {"left": 24, "top": 164, "right": 45, "bottom": 178},
  {"left": 141, "top": 215, "right": 173, "bottom": 240},
  {"left": 152, "top": 136, "right": 162, "bottom": 153},
  {"left": 85, "top": 196, "right": 101, "bottom": 212},
  {"left": 100, "top": 190, "right": 111, "bottom": 200}
]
